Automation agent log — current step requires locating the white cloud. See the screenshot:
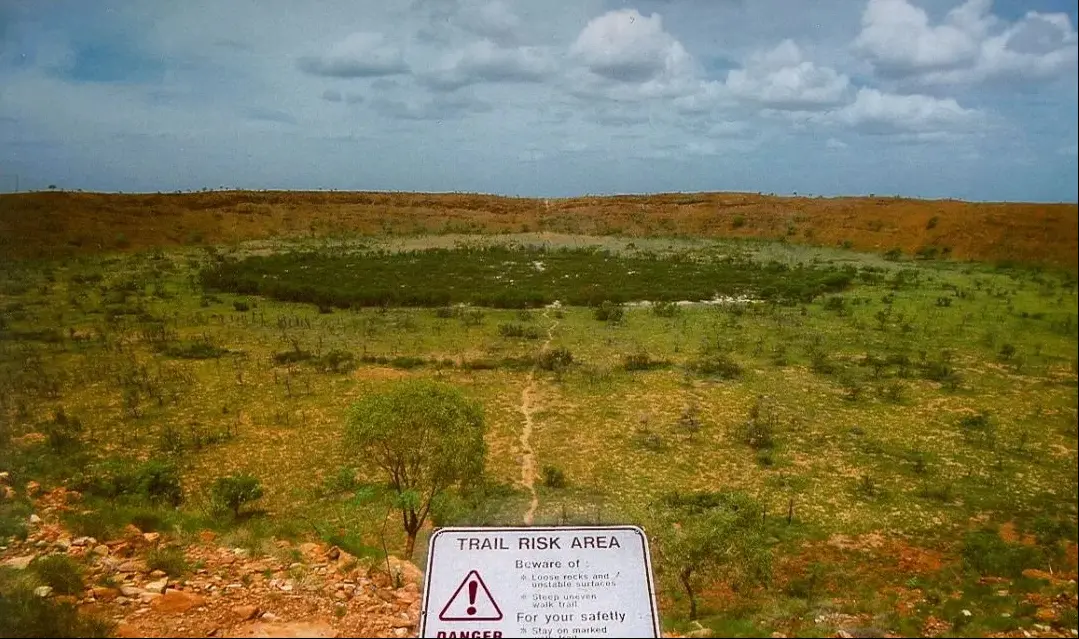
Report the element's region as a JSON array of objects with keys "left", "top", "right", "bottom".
[
  {"left": 569, "top": 9, "right": 695, "bottom": 83},
  {"left": 726, "top": 40, "right": 850, "bottom": 110},
  {"left": 421, "top": 39, "right": 554, "bottom": 90},
  {"left": 458, "top": 1, "right": 522, "bottom": 46},
  {"left": 854, "top": 0, "right": 988, "bottom": 74},
  {"left": 834, "top": 87, "right": 982, "bottom": 134},
  {"left": 854, "top": 0, "right": 1078, "bottom": 85},
  {"left": 297, "top": 32, "right": 409, "bottom": 78},
  {"left": 826, "top": 137, "right": 848, "bottom": 149}
]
